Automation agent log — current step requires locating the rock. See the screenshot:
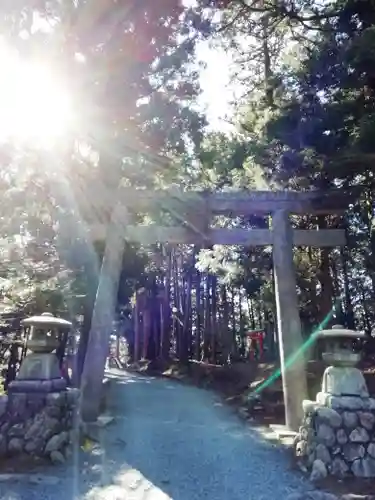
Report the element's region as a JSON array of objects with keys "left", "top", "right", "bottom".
[
  {"left": 307, "top": 450, "right": 316, "bottom": 467},
  {"left": 26, "top": 394, "right": 46, "bottom": 414},
  {"left": 331, "top": 457, "right": 349, "bottom": 478},
  {"left": 343, "top": 443, "right": 365, "bottom": 462},
  {"left": 45, "top": 432, "right": 68, "bottom": 453},
  {"left": 358, "top": 411, "right": 375, "bottom": 431},
  {"left": 238, "top": 407, "right": 248, "bottom": 419},
  {"left": 310, "top": 459, "right": 328, "bottom": 481},
  {"left": 66, "top": 389, "right": 80, "bottom": 405},
  {"left": 42, "top": 417, "right": 61, "bottom": 440},
  {"left": 331, "top": 446, "right": 341, "bottom": 456},
  {"left": 8, "top": 438, "right": 23, "bottom": 454},
  {"left": 342, "top": 411, "right": 358, "bottom": 429},
  {"left": 303, "top": 415, "right": 313, "bottom": 427},
  {"left": 349, "top": 427, "right": 369, "bottom": 443},
  {"left": 0, "top": 396, "right": 8, "bottom": 418},
  {"left": 329, "top": 396, "right": 365, "bottom": 411},
  {"left": 64, "top": 445, "right": 72, "bottom": 460},
  {"left": 317, "top": 423, "right": 336, "bottom": 447},
  {"left": 24, "top": 413, "right": 44, "bottom": 440},
  {"left": 46, "top": 392, "right": 65, "bottom": 406},
  {"left": 315, "top": 443, "right": 331, "bottom": 464},
  {"left": 8, "top": 423, "right": 24, "bottom": 437},
  {"left": 316, "top": 407, "right": 342, "bottom": 428},
  {"left": 295, "top": 440, "right": 307, "bottom": 457},
  {"left": 0, "top": 423, "right": 9, "bottom": 434},
  {"left": 9, "top": 393, "right": 27, "bottom": 414},
  {"left": 351, "top": 457, "right": 375, "bottom": 478},
  {"left": 368, "top": 442, "right": 375, "bottom": 458},
  {"left": 293, "top": 433, "right": 301, "bottom": 448},
  {"left": 24, "top": 438, "right": 44, "bottom": 455},
  {"left": 23, "top": 411, "right": 60, "bottom": 445},
  {"left": 46, "top": 393, "right": 61, "bottom": 404},
  {"left": 336, "top": 428, "right": 348, "bottom": 445},
  {"left": 0, "top": 435, "right": 6, "bottom": 457},
  {"left": 45, "top": 405, "right": 61, "bottom": 419},
  {"left": 300, "top": 426, "right": 314, "bottom": 441},
  {"left": 50, "top": 450, "right": 65, "bottom": 465}
]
